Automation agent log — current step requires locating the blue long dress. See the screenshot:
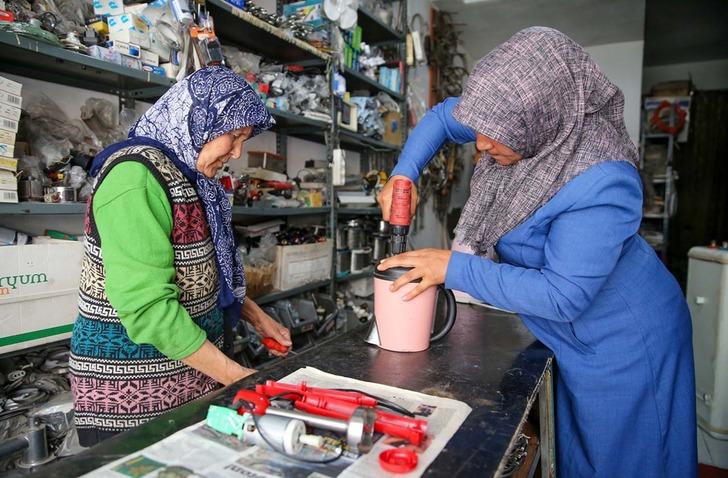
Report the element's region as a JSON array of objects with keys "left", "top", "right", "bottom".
[{"left": 394, "top": 98, "right": 697, "bottom": 477}]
